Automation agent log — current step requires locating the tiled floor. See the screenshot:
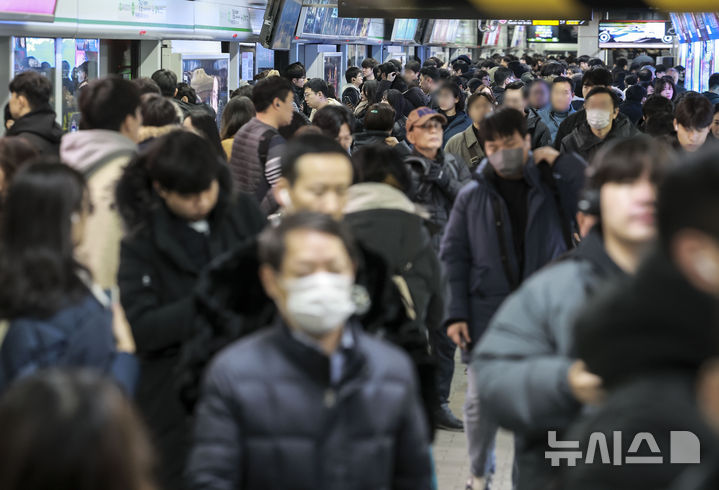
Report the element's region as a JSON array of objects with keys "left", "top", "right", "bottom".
[{"left": 433, "top": 355, "right": 514, "bottom": 490}]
